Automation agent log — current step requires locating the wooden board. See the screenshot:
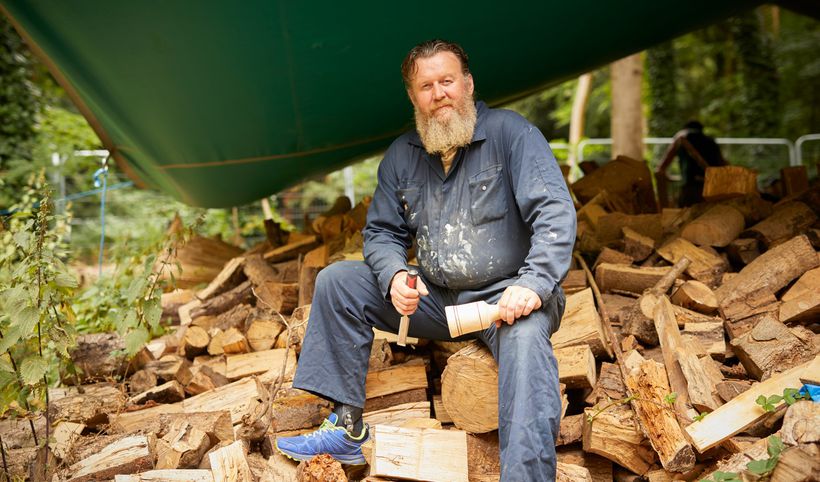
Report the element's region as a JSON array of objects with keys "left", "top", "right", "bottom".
[
  {"left": 115, "top": 470, "right": 214, "bottom": 481},
  {"left": 685, "top": 355, "right": 820, "bottom": 452},
  {"left": 66, "top": 435, "right": 155, "bottom": 482},
  {"left": 370, "top": 425, "right": 468, "bottom": 482}
]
